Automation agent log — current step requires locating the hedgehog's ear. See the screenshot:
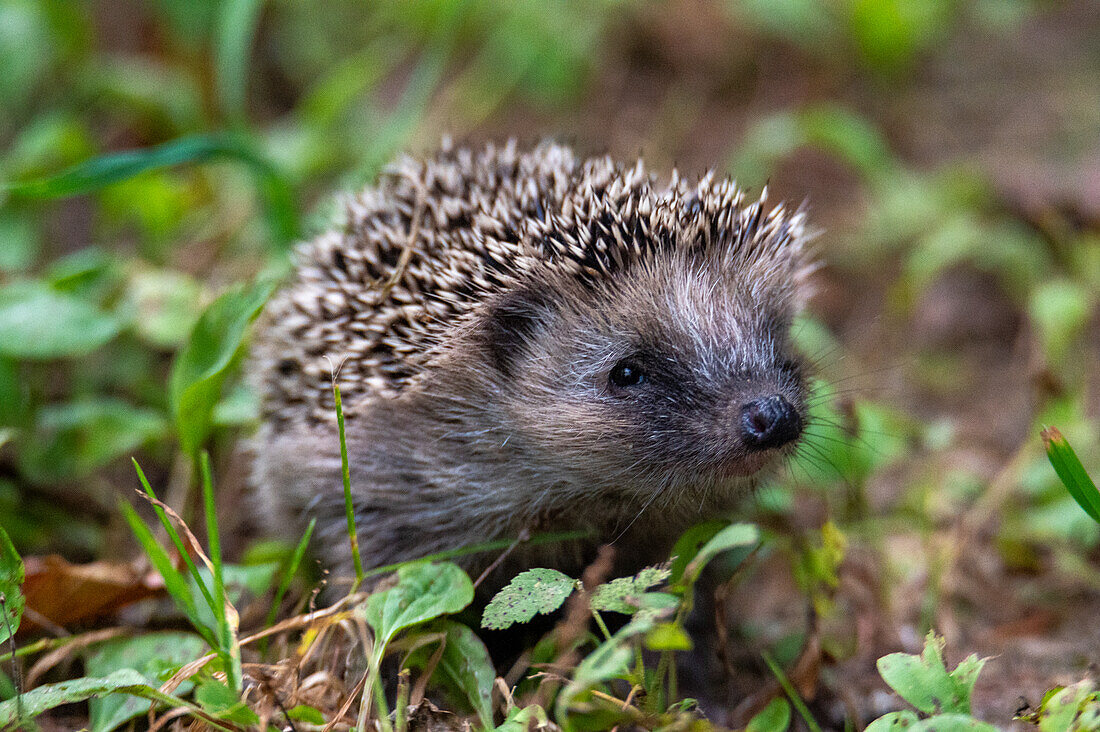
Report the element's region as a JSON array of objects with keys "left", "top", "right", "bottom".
[{"left": 484, "top": 286, "right": 555, "bottom": 376}]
